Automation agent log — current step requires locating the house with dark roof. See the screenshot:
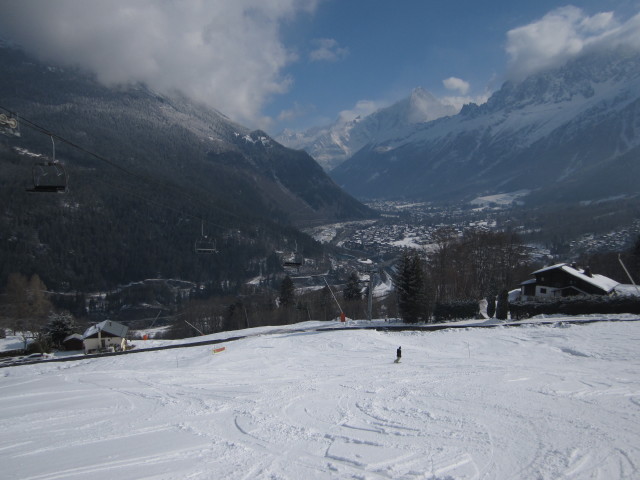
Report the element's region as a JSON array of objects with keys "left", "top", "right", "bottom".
[
  {"left": 83, "top": 320, "right": 129, "bottom": 354},
  {"left": 62, "top": 333, "right": 84, "bottom": 351},
  {"left": 520, "top": 263, "right": 619, "bottom": 301}
]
